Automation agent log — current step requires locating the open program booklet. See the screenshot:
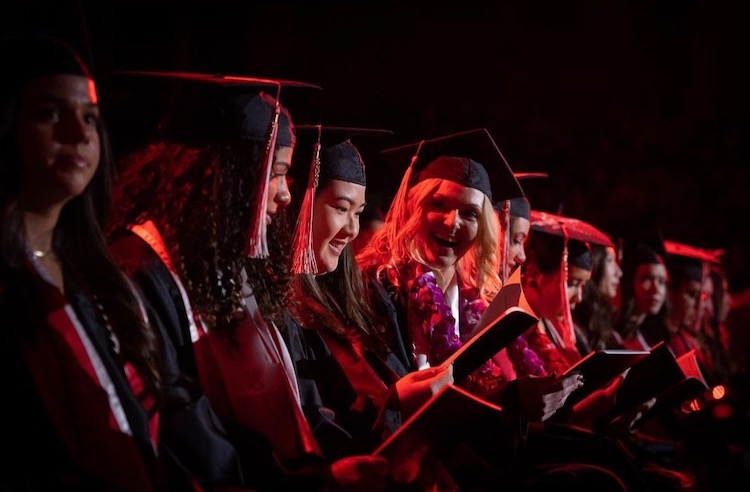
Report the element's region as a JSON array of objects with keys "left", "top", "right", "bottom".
[
  {"left": 372, "top": 268, "right": 538, "bottom": 480},
  {"left": 439, "top": 267, "right": 538, "bottom": 382},
  {"left": 605, "top": 342, "right": 709, "bottom": 427}
]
